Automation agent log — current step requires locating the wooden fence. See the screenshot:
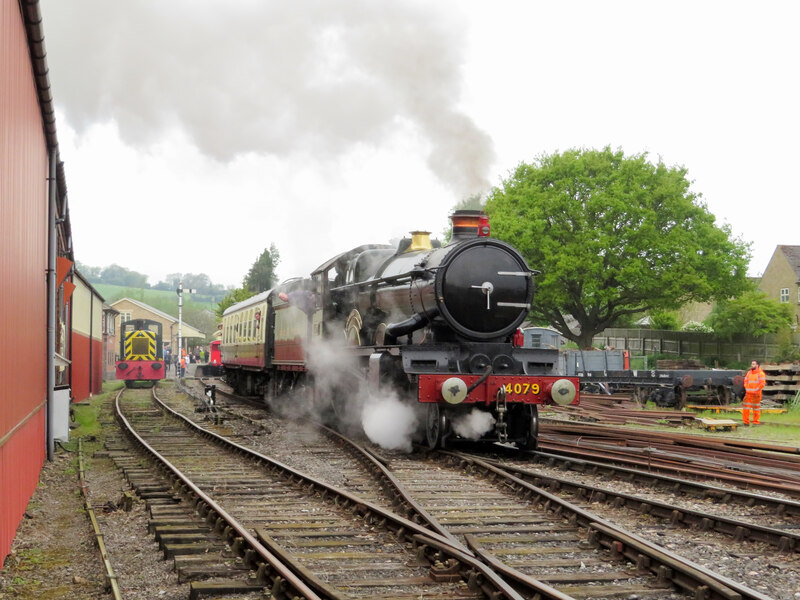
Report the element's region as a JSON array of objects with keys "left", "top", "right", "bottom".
[{"left": 592, "top": 329, "right": 800, "bottom": 365}]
